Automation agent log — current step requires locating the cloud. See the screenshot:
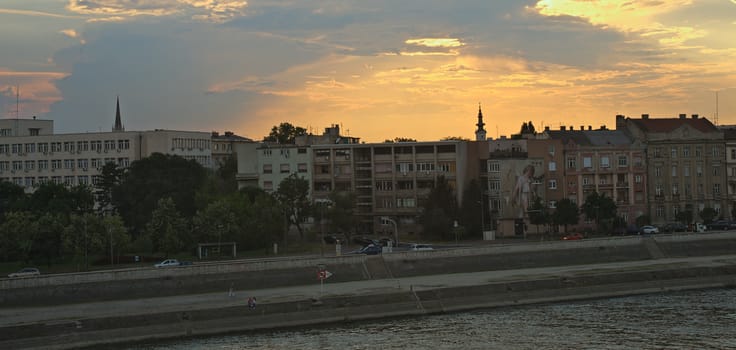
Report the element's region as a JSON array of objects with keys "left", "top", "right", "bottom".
[
  {"left": 65, "top": 0, "right": 248, "bottom": 22},
  {"left": 0, "top": 7, "right": 82, "bottom": 19},
  {"left": 59, "top": 29, "right": 79, "bottom": 38},
  {"left": 405, "top": 38, "right": 464, "bottom": 48}
]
